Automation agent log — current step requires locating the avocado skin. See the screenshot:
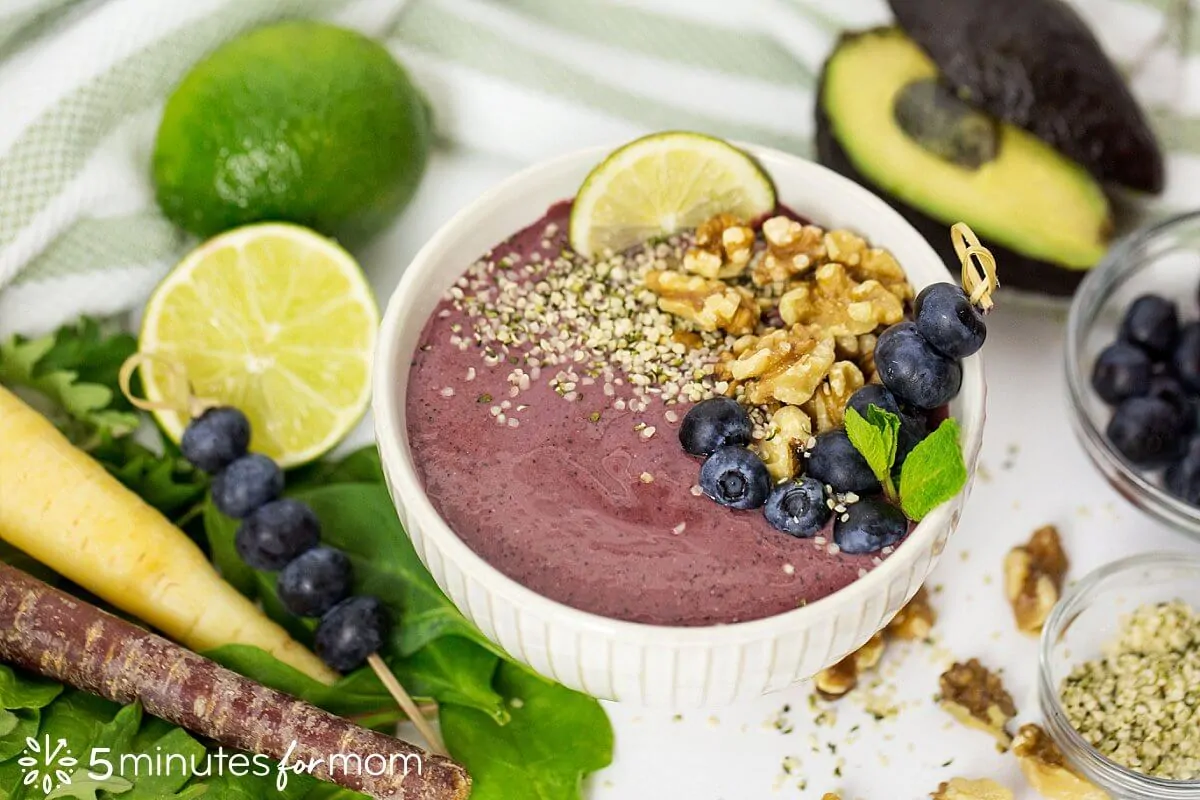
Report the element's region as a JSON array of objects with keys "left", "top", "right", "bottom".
[
  {"left": 814, "top": 71, "right": 1086, "bottom": 297},
  {"left": 889, "top": 0, "right": 1164, "bottom": 194}
]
